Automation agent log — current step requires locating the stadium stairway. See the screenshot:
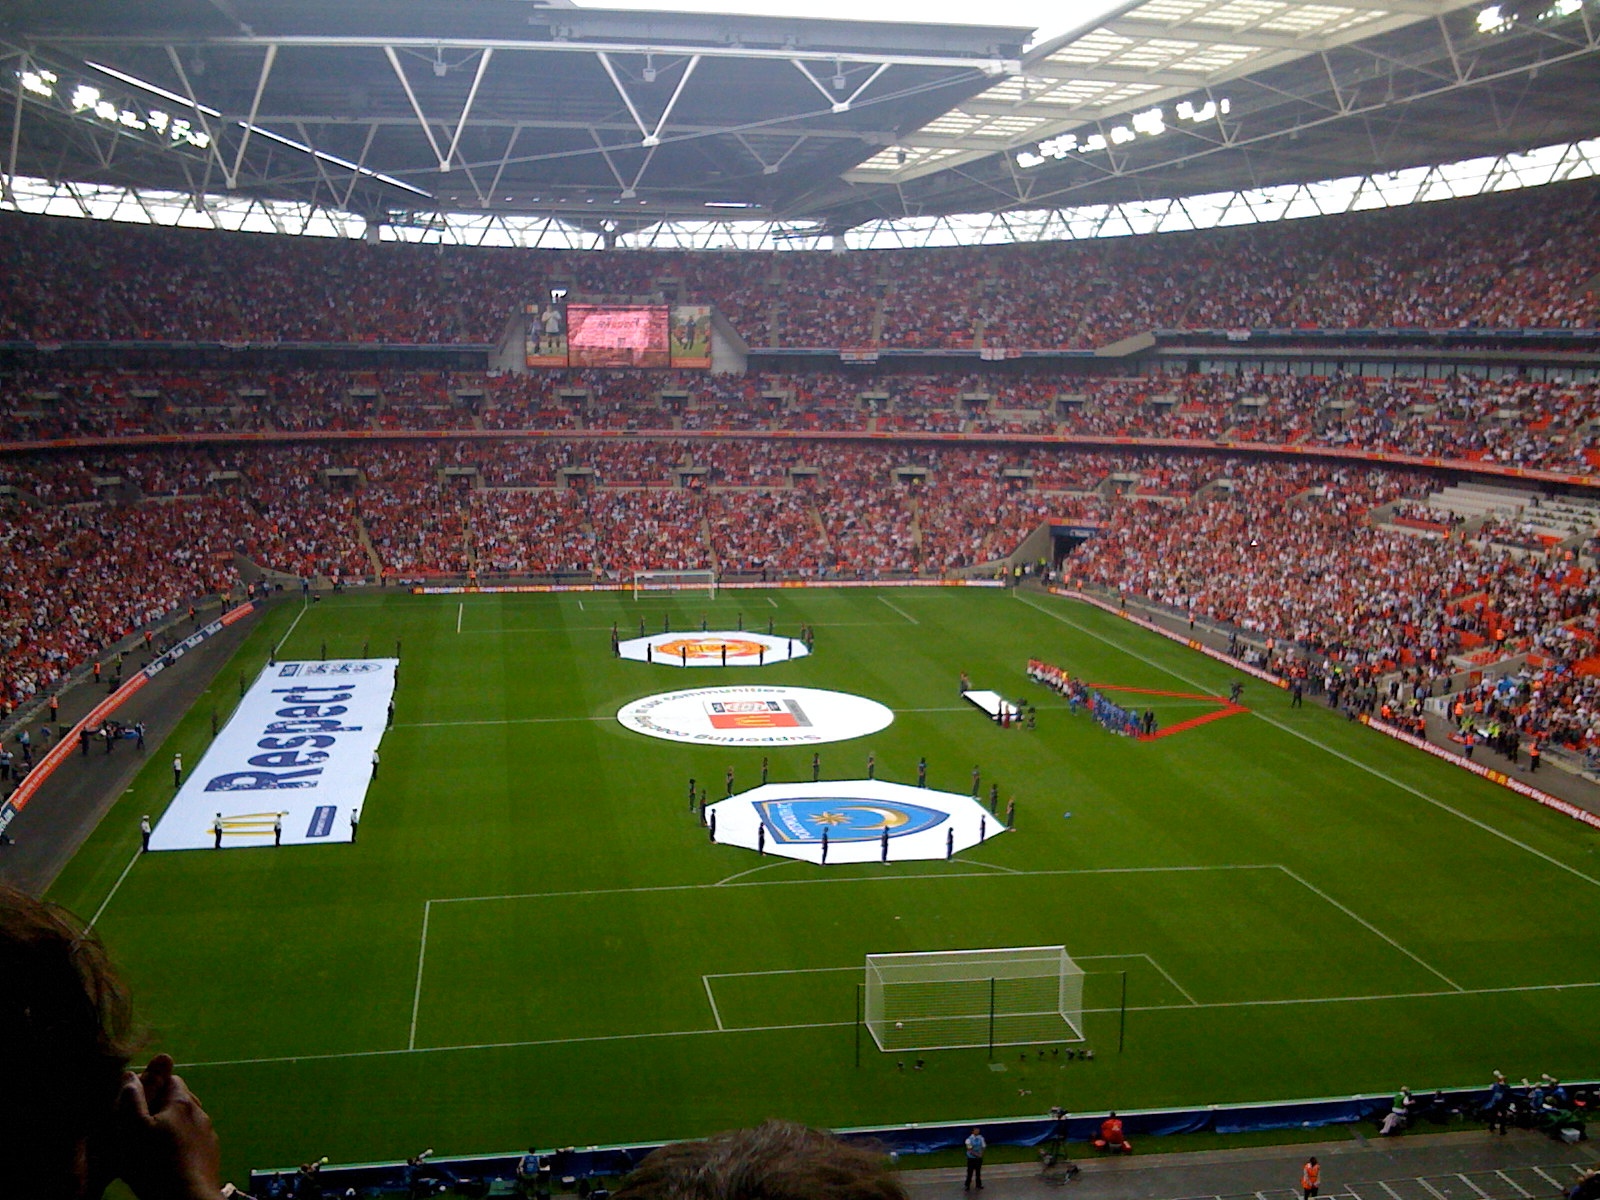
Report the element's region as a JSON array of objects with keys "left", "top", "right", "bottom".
[
  {"left": 355, "top": 519, "right": 383, "bottom": 577},
  {"left": 901, "top": 1130, "right": 1595, "bottom": 1200}
]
